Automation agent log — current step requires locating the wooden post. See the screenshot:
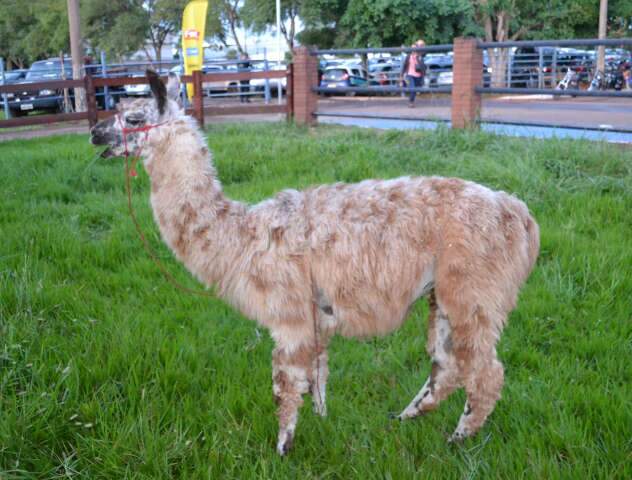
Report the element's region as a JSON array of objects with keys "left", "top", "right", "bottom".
[
  {"left": 292, "top": 47, "right": 319, "bottom": 126},
  {"left": 451, "top": 37, "right": 483, "bottom": 129},
  {"left": 84, "top": 73, "right": 98, "bottom": 128},
  {"left": 192, "top": 69, "right": 204, "bottom": 127},
  {"left": 286, "top": 63, "right": 294, "bottom": 122}
]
